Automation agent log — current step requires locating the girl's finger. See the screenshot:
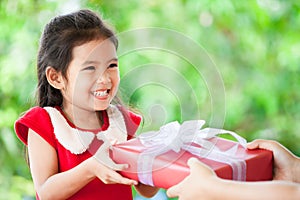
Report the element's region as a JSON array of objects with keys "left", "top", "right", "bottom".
[{"left": 107, "top": 171, "right": 138, "bottom": 185}]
